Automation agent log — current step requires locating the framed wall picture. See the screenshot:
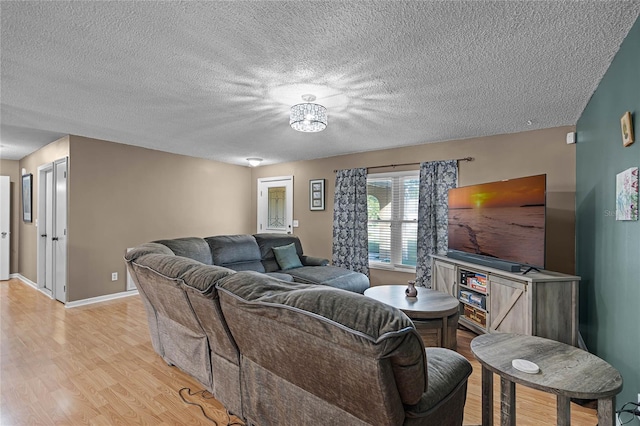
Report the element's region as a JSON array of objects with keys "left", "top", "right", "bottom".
[
  {"left": 616, "top": 167, "right": 638, "bottom": 221},
  {"left": 22, "top": 173, "right": 33, "bottom": 222},
  {"left": 309, "top": 179, "right": 325, "bottom": 211},
  {"left": 621, "top": 111, "right": 634, "bottom": 147}
]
